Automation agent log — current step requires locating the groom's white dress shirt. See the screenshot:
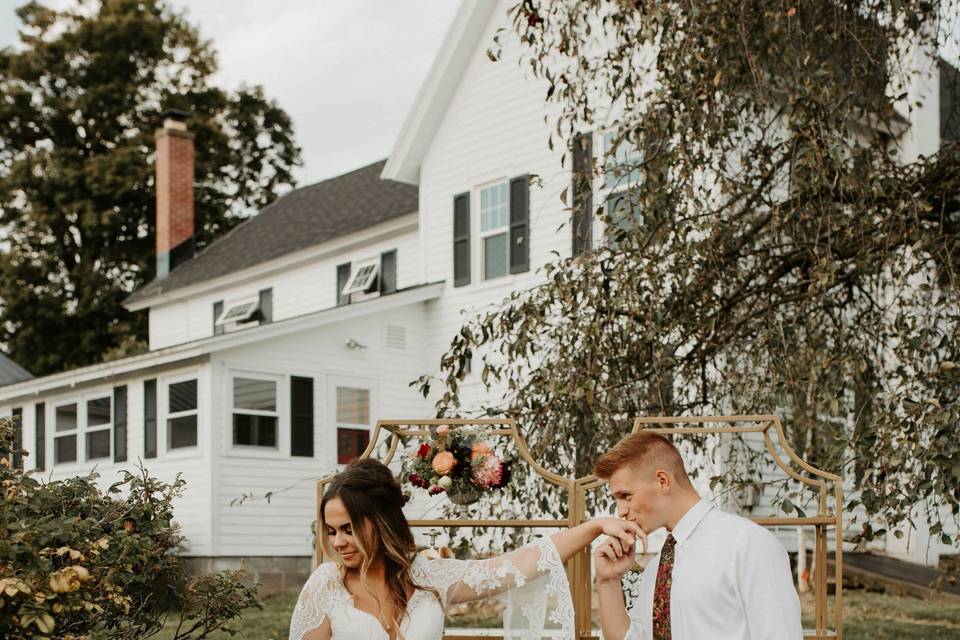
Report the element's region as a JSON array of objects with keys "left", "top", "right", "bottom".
[{"left": 624, "top": 499, "right": 802, "bottom": 640}]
